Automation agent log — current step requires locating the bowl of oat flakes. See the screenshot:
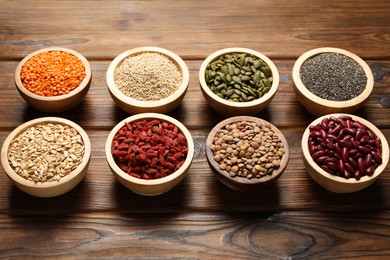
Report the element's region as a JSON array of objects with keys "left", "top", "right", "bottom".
[
  {"left": 106, "top": 47, "right": 190, "bottom": 114},
  {"left": 1, "top": 117, "right": 91, "bottom": 197},
  {"left": 205, "top": 116, "right": 289, "bottom": 192}
]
